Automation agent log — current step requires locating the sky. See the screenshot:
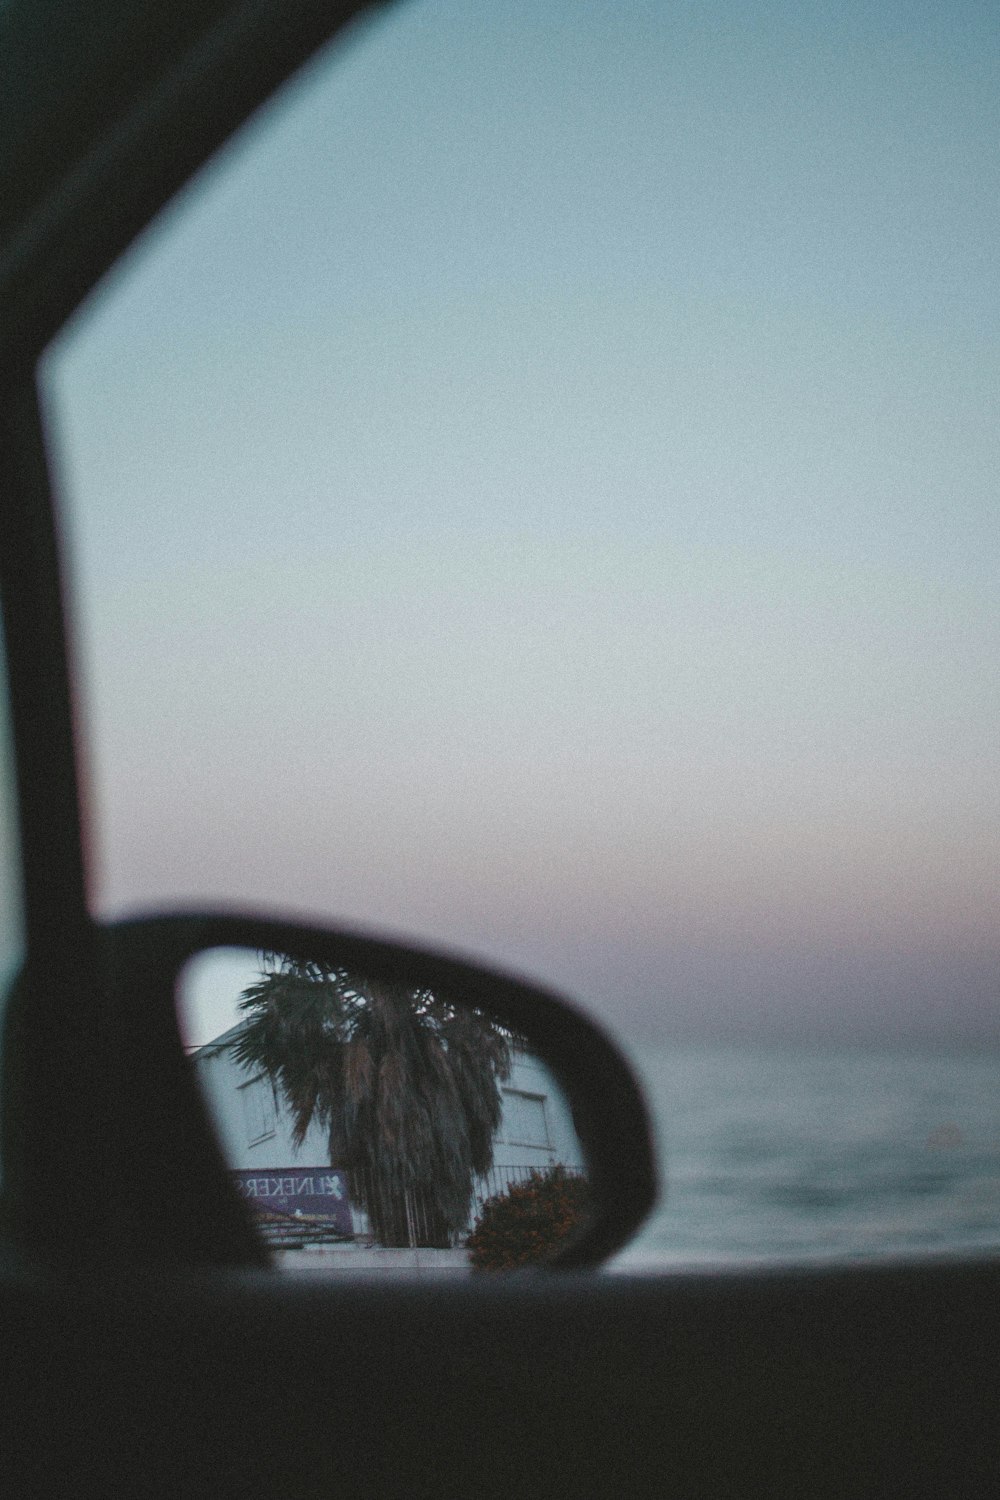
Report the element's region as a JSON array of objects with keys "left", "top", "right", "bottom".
[
  {"left": 39, "top": 0, "right": 999, "bottom": 1049},
  {"left": 182, "top": 948, "right": 269, "bottom": 1050}
]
